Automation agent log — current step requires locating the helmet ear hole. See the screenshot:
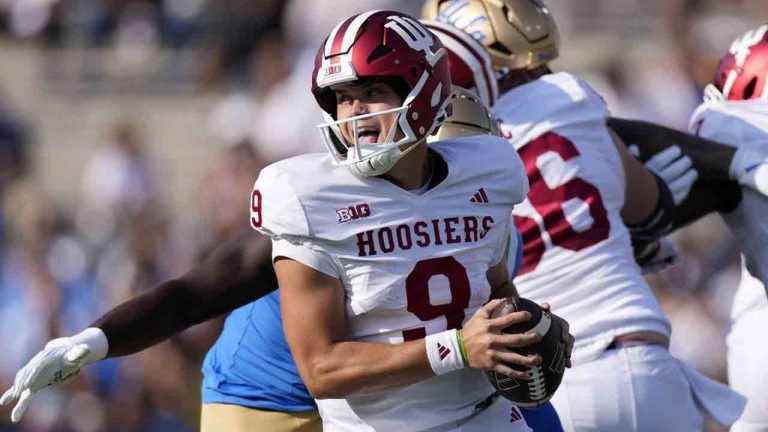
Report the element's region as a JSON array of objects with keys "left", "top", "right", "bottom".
[{"left": 743, "top": 77, "right": 758, "bottom": 99}]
